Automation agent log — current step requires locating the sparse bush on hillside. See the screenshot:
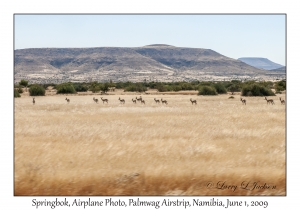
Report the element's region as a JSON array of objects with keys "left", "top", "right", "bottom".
[
  {"left": 56, "top": 83, "right": 76, "bottom": 94},
  {"left": 198, "top": 86, "right": 217, "bottom": 95},
  {"left": 241, "top": 84, "right": 275, "bottom": 96},
  {"left": 29, "top": 85, "right": 45, "bottom": 96},
  {"left": 14, "top": 89, "right": 21, "bottom": 98}
]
